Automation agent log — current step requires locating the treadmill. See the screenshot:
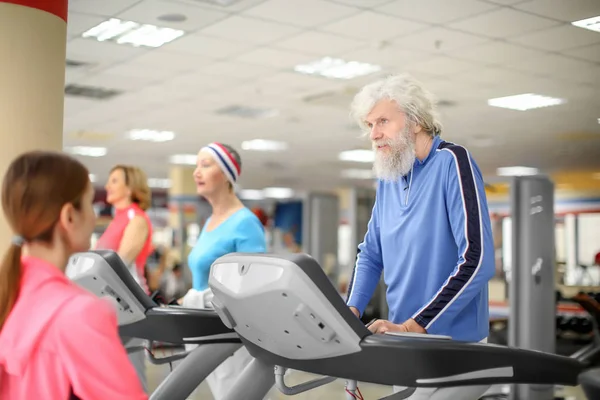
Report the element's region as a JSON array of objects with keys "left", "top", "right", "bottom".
[
  {"left": 208, "top": 252, "right": 592, "bottom": 400},
  {"left": 66, "top": 250, "right": 274, "bottom": 400}
]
